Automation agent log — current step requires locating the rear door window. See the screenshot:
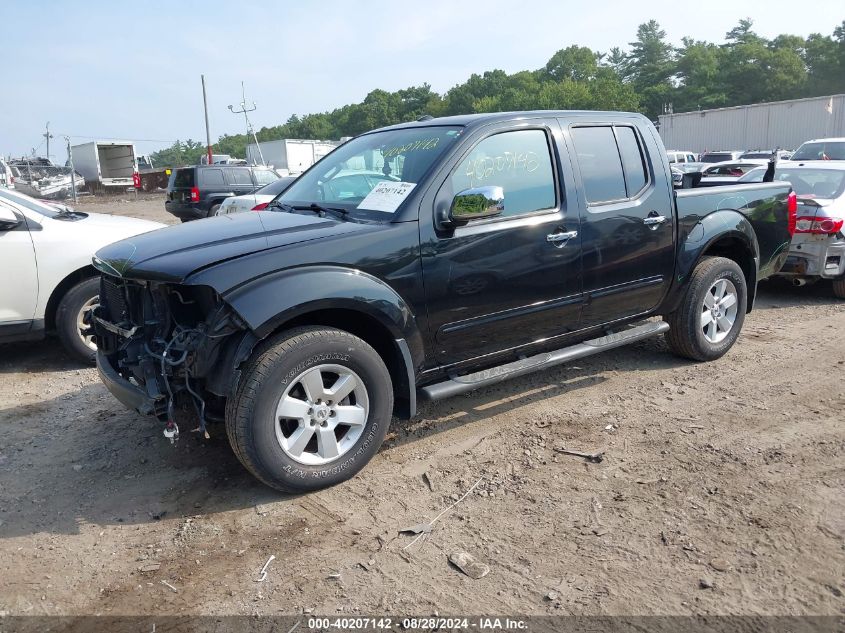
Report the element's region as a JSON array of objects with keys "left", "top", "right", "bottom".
[
  {"left": 200, "top": 169, "right": 224, "bottom": 186},
  {"left": 226, "top": 168, "right": 253, "bottom": 186},
  {"left": 252, "top": 169, "right": 278, "bottom": 185},
  {"left": 572, "top": 125, "right": 650, "bottom": 203},
  {"left": 615, "top": 126, "right": 648, "bottom": 196},
  {"left": 571, "top": 126, "right": 626, "bottom": 203}
]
